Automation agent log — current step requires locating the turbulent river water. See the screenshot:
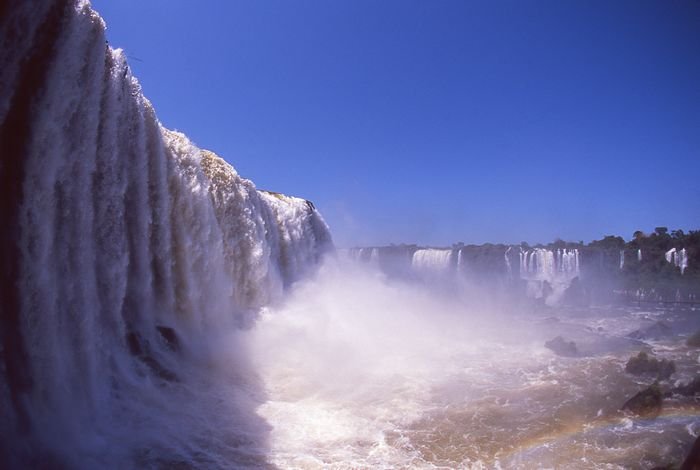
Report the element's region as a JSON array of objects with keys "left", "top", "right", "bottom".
[{"left": 250, "top": 260, "right": 700, "bottom": 469}]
